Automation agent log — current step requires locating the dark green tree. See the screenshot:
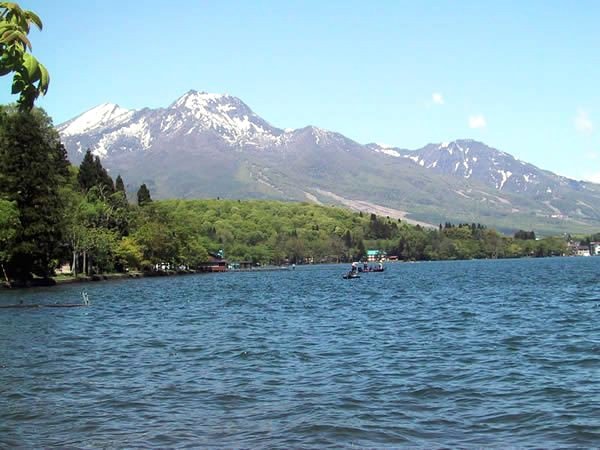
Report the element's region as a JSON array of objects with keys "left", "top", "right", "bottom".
[
  {"left": 0, "top": 198, "right": 19, "bottom": 285},
  {"left": 514, "top": 230, "right": 536, "bottom": 240},
  {"left": 94, "top": 155, "right": 114, "bottom": 192},
  {"left": 115, "top": 174, "right": 126, "bottom": 194},
  {"left": 343, "top": 229, "right": 352, "bottom": 248},
  {"left": 355, "top": 238, "right": 366, "bottom": 260},
  {"left": 77, "top": 149, "right": 96, "bottom": 190},
  {"left": 77, "top": 149, "right": 114, "bottom": 192},
  {"left": 137, "top": 183, "right": 152, "bottom": 206},
  {"left": 0, "top": 106, "right": 68, "bottom": 280}
]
